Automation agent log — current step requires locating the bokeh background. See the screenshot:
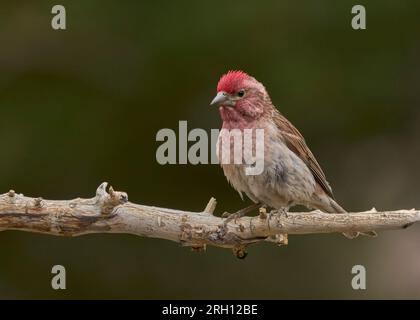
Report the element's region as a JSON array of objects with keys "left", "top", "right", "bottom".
[{"left": 0, "top": 0, "right": 419, "bottom": 299}]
